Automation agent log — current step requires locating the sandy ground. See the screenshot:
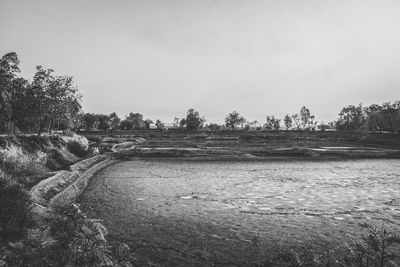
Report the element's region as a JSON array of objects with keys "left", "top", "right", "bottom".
[{"left": 80, "top": 159, "right": 400, "bottom": 266}]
